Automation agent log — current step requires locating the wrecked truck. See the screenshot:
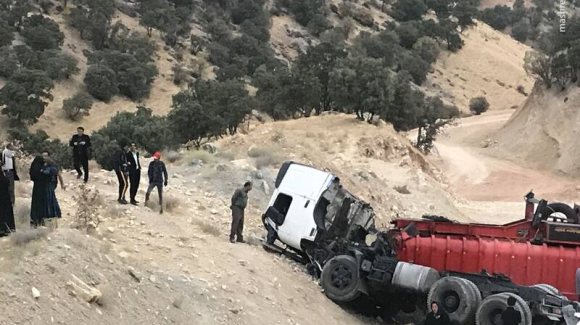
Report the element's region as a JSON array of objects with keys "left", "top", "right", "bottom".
[{"left": 261, "top": 161, "right": 580, "bottom": 325}]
